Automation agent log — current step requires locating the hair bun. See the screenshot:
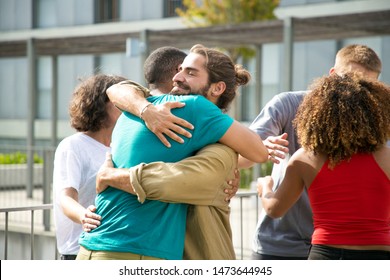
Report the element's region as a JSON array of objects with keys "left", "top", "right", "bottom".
[{"left": 235, "top": 64, "right": 251, "bottom": 86}]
